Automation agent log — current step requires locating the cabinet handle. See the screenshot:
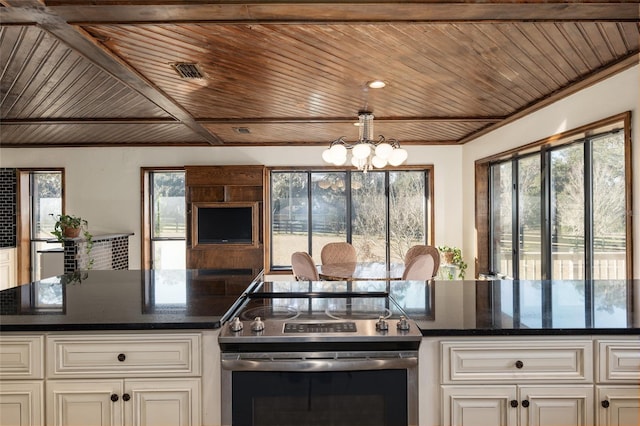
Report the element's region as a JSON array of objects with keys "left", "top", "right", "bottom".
[
  {"left": 117, "top": 353, "right": 126, "bottom": 362},
  {"left": 122, "top": 393, "right": 131, "bottom": 402},
  {"left": 601, "top": 400, "right": 610, "bottom": 408},
  {"left": 521, "top": 400, "right": 530, "bottom": 408},
  {"left": 515, "top": 360, "right": 524, "bottom": 369},
  {"left": 510, "top": 400, "right": 518, "bottom": 408},
  {"left": 110, "top": 394, "right": 119, "bottom": 402}
]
